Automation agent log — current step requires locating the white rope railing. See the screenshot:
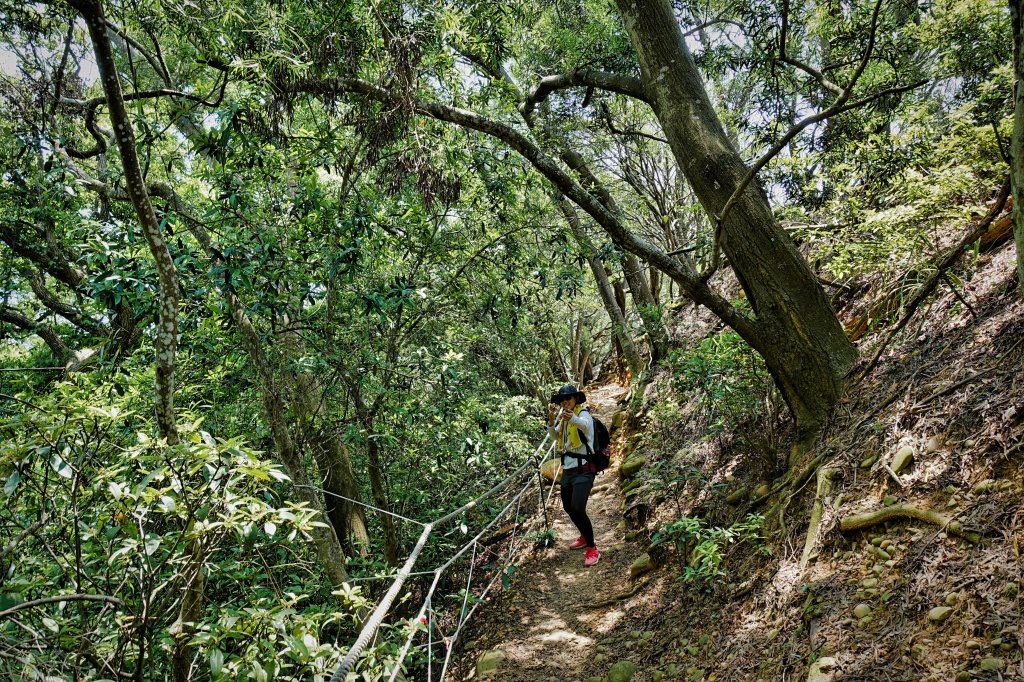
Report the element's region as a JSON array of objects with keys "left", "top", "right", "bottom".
[{"left": 326, "top": 423, "right": 563, "bottom": 682}]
